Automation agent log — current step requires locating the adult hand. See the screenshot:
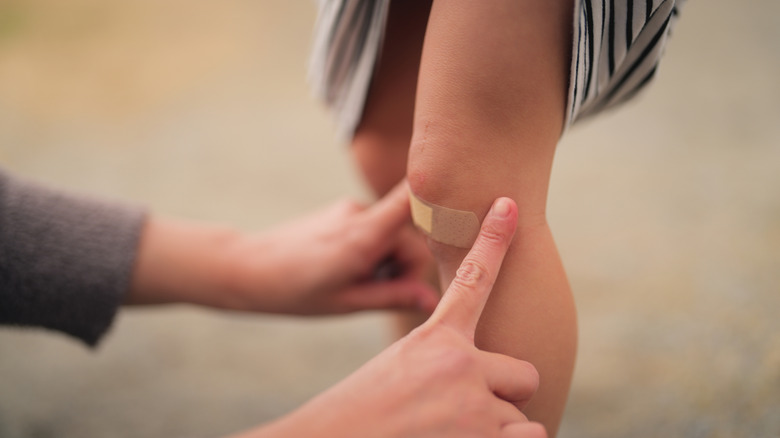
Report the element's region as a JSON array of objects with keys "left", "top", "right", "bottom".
[
  {"left": 221, "top": 181, "right": 437, "bottom": 314},
  {"left": 128, "top": 181, "right": 438, "bottom": 315},
  {"left": 234, "top": 197, "right": 546, "bottom": 438}
]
